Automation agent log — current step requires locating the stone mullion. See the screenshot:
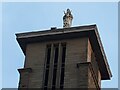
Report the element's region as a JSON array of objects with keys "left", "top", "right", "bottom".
[
  {"left": 55, "top": 43, "right": 62, "bottom": 88},
  {"left": 48, "top": 44, "right": 54, "bottom": 88}
]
